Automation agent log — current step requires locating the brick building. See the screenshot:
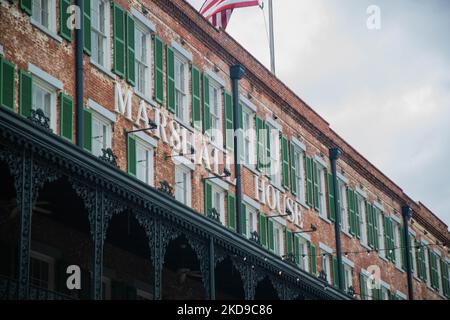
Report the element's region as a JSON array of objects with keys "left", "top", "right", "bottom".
[{"left": 0, "top": 0, "right": 449, "bottom": 300}]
